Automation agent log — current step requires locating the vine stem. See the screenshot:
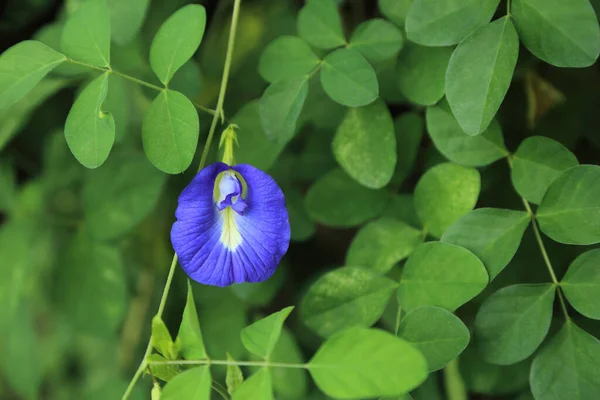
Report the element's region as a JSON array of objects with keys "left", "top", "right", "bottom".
[
  {"left": 65, "top": 59, "right": 217, "bottom": 116},
  {"left": 121, "top": 1, "right": 243, "bottom": 398},
  {"left": 148, "top": 359, "right": 309, "bottom": 369},
  {"left": 520, "top": 198, "right": 570, "bottom": 320}
]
